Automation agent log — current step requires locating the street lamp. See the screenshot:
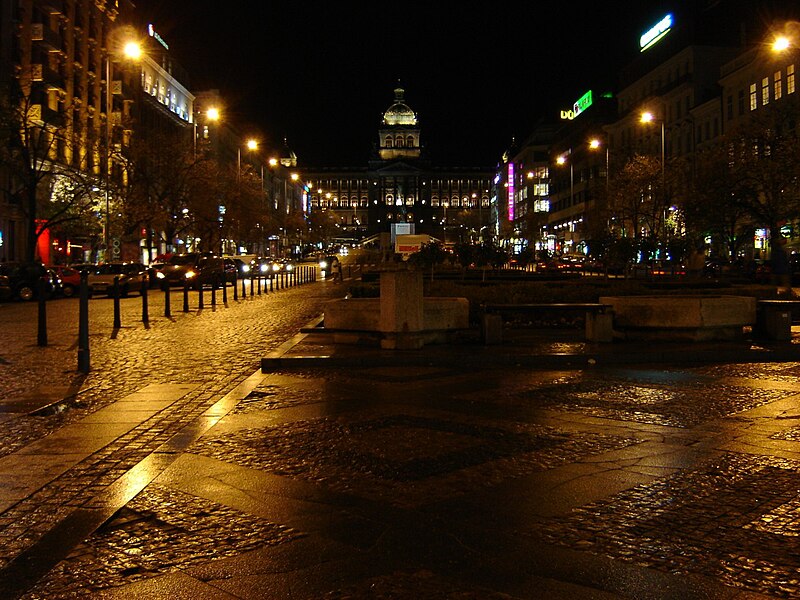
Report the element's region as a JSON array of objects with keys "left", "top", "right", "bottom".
[
  {"left": 641, "top": 110, "right": 667, "bottom": 245},
  {"left": 588, "top": 137, "right": 610, "bottom": 194},
  {"left": 237, "top": 138, "right": 258, "bottom": 181},
  {"left": 193, "top": 106, "right": 220, "bottom": 157},
  {"left": 556, "top": 149, "right": 574, "bottom": 208},
  {"left": 103, "top": 37, "right": 142, "bottom": 261}
]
